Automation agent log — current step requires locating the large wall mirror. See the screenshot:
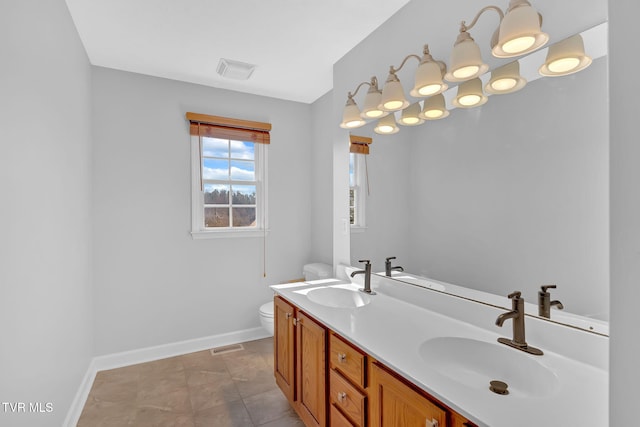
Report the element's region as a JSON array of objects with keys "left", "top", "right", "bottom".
[{"left": 348, "top": 22, "right": 609, "bottom": 335}]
